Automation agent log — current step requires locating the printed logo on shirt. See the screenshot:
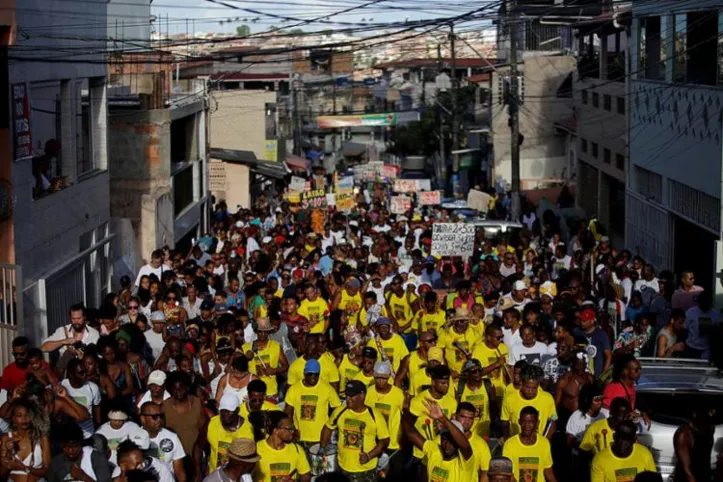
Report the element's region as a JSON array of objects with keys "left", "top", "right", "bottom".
[
  {"left": 519, "top": 353, "right": 541, "bottom": 365},
  {"left": 300, "top": 395, "right": 318, "bottom": 420},
  {"left": 614, "top": 468, "right": 638, "bottom": 482},
  {"left": 518, "top": 456, "right": 540, "bottom": 482},
  {"left": 383, "top": 347, "right": 395, "bottom": 365},
  {"left": 160, "top": 438, "right": 174, "bottom": 453},
  {"left": 218, "top": 440, "right": 232, "bottom": 466},
  {"left": 341, "top": 418, "right": 364, "bottom": 450},
  {"left": 430, "top": 466, "right": 450, "bottom": 482},
  {"left": 374, "top": 402, "right": 392, "bottom": 418},
  {"left": 464, "top": 393, "right": 486, "bottom": 418},
  {"left": 269, "top": 462, "right": 292, "bottom": 482},
  {"left": 455, "top": 341, "right": 470, "bottom": 362}
]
